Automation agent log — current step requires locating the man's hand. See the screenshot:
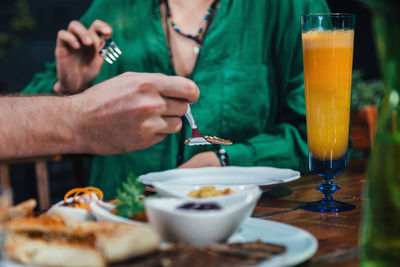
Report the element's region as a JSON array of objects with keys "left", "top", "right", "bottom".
[
  {"left": 70, "top": 72, "right": 200, "bottom": 154},
  {"left": 54, "top": 20, "right": 112, "bottom": 95}
]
